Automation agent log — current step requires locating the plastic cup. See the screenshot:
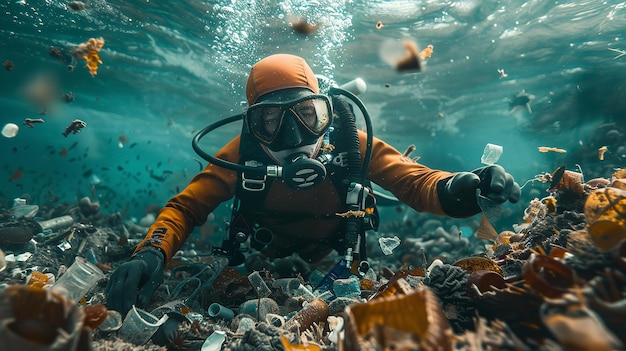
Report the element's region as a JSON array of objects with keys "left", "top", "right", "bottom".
[
  {"left": 481, "top": 143, "right": 503, "bottom": 165},
  {"left": 201, "top": 330, "right": 226, "bottom": 350},
  {"left": 97, "top": 310, "right": 123, "bottom": 332},
  {"left": 118, "top": 305, "right": 169, "bottom": 345},
  {"left": 208, "top": 303, "right": 234, "bottom": 321},
  {"left": 50, "top": 256, "right": 104, "bottom": 302}
]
